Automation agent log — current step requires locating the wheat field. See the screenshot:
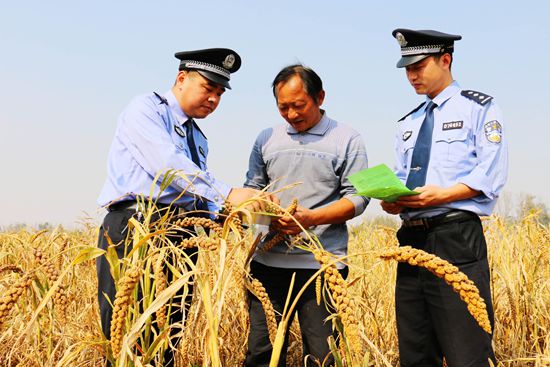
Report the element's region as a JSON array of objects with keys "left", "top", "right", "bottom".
[{"left": 0, "top": 205, "right": 548, "bottom": 366}]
